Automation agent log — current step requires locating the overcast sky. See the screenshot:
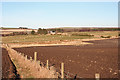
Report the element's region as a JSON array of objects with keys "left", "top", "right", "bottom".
[{"left": 2, "top": 2, "right": 118, "bottom": 29}]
